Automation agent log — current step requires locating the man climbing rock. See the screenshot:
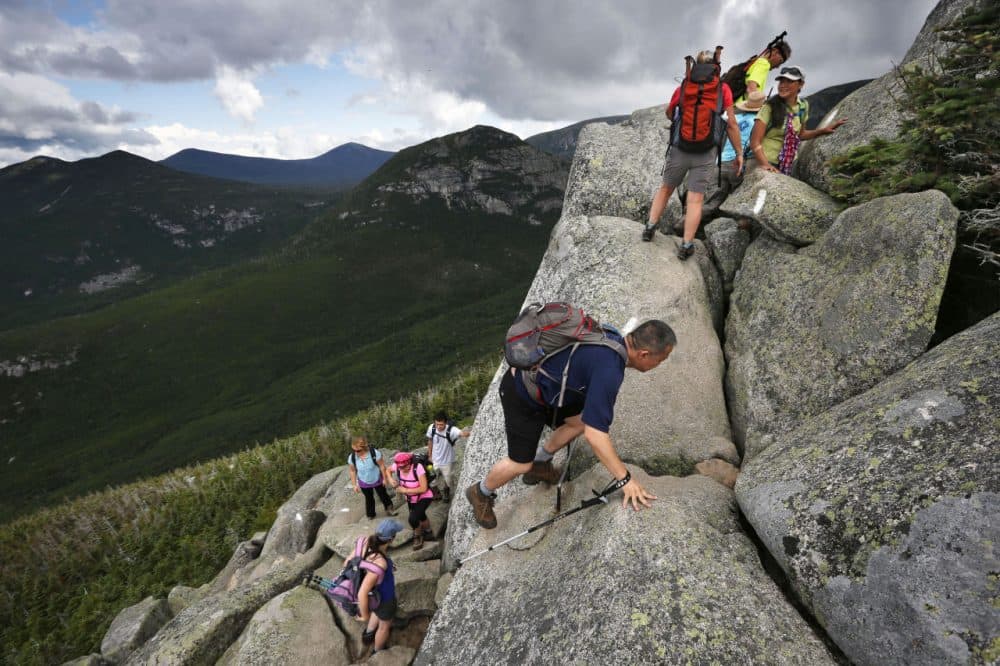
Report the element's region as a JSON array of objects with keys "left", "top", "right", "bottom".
[{"left": 466, "top": 318, "right": 676, "bottom": 529}]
